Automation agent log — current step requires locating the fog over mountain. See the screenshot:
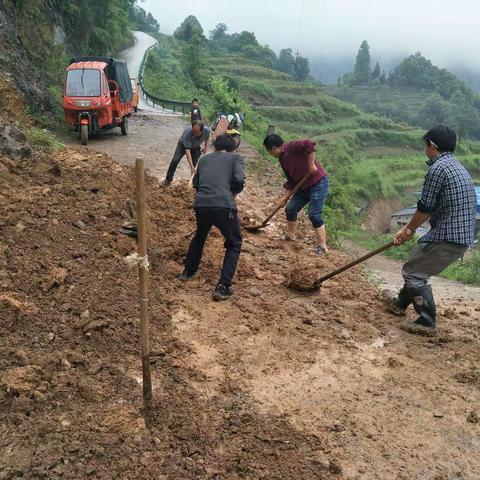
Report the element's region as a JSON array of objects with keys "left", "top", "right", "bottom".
[{"left": 143, "top": 0, "right": 480, "bottom": 83}]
